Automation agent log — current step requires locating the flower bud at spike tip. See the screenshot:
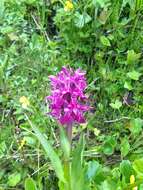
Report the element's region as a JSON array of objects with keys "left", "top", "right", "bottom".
[{"left": 46, "top": 67, "right": 90, "bottom": 126}]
